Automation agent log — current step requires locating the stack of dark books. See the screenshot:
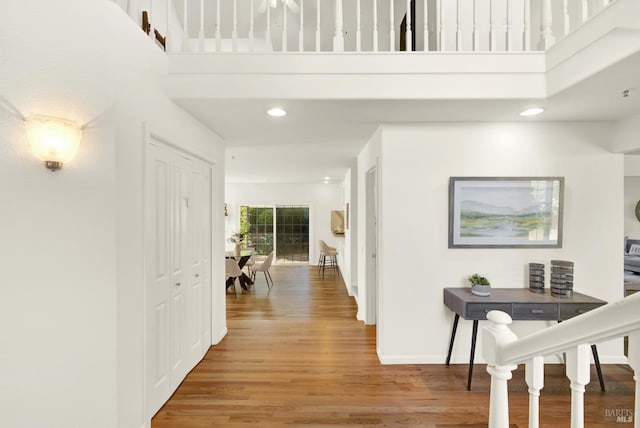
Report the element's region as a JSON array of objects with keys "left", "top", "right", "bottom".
[
  {"left": 550, "top": 260, "right": 574, "bottom": 298},
  {"left": 529, "top": 263, "right": 545, "bottom": 293}
]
